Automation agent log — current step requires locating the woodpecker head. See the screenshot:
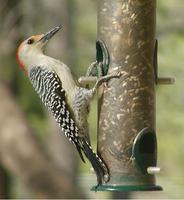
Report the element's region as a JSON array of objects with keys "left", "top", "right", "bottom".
[{"left": 16, "top": 25, "right": 62, "bottom": 72}]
